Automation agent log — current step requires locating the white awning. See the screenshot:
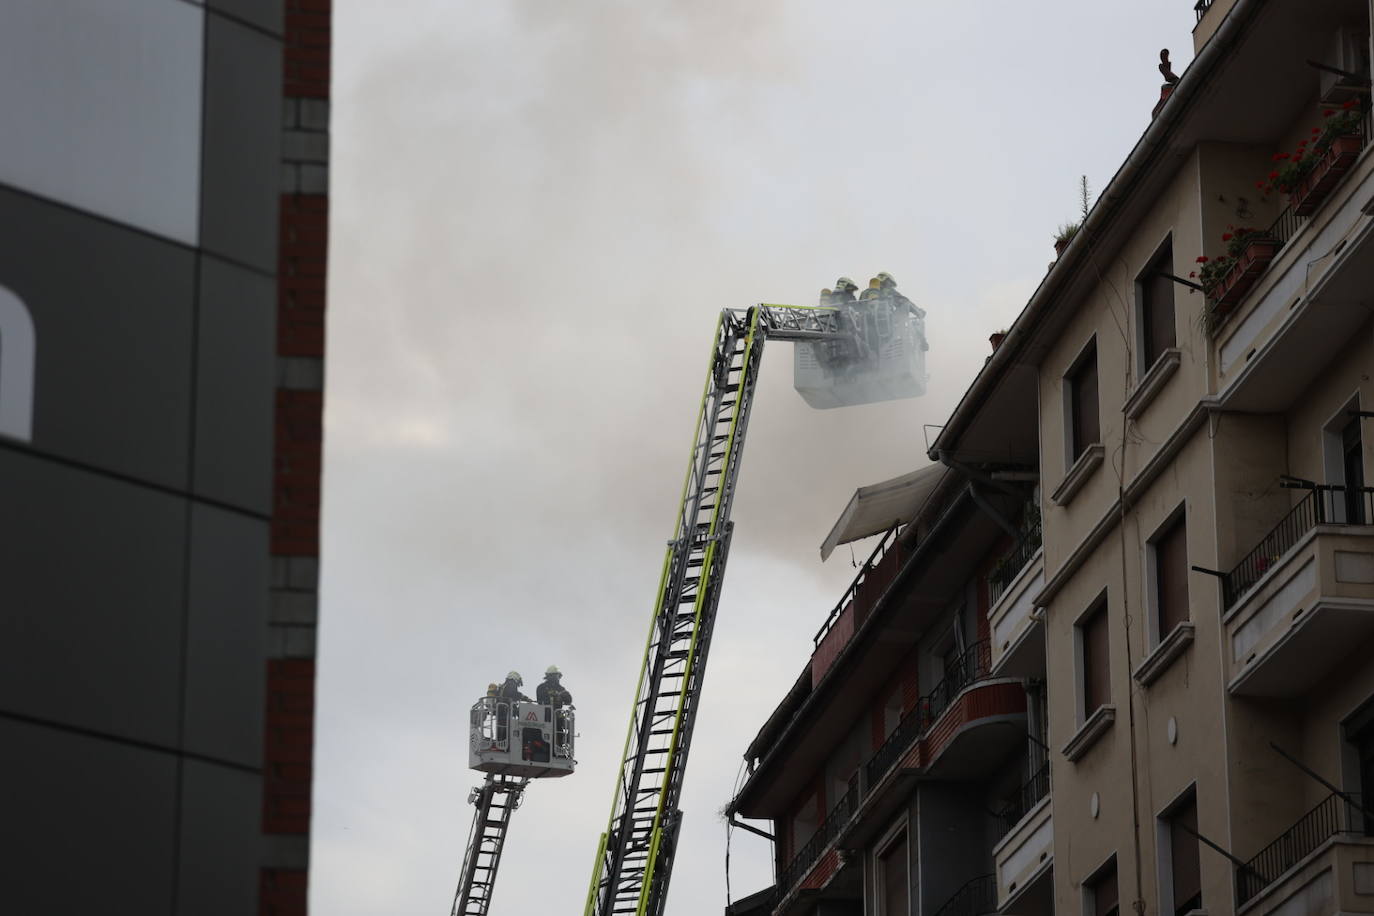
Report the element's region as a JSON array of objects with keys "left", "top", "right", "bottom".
[{"left": 819, "top": 463, "right": 947, "bottom": 561}]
